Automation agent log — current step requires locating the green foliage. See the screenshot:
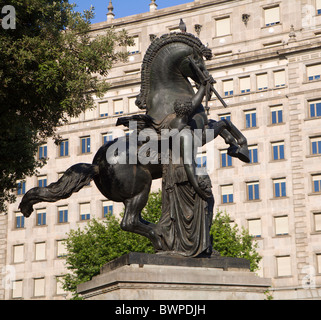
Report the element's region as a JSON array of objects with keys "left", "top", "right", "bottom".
[
  {"left": 61, "top": 191, "right": 261, "bottom": 299},
  {"left": 62, "top": 217, "right": 155, "bottom": 299},
  {"left": 0, "top": 0, "right": 133, "bottom": 212},
  {"left": 62, "top": 192, "right": 161, "bottom": 299},
  {"left": 210, "top": 210, "right": 262, "bottom": 272}
]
